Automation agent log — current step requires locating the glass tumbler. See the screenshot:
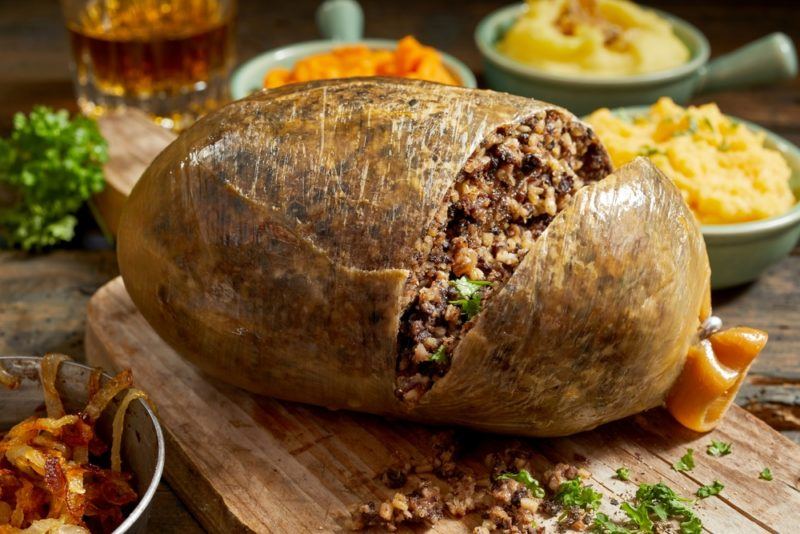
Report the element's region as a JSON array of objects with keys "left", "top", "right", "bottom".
[{"left": 61, "top": 0, "right": 236, "bottom": 131}]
